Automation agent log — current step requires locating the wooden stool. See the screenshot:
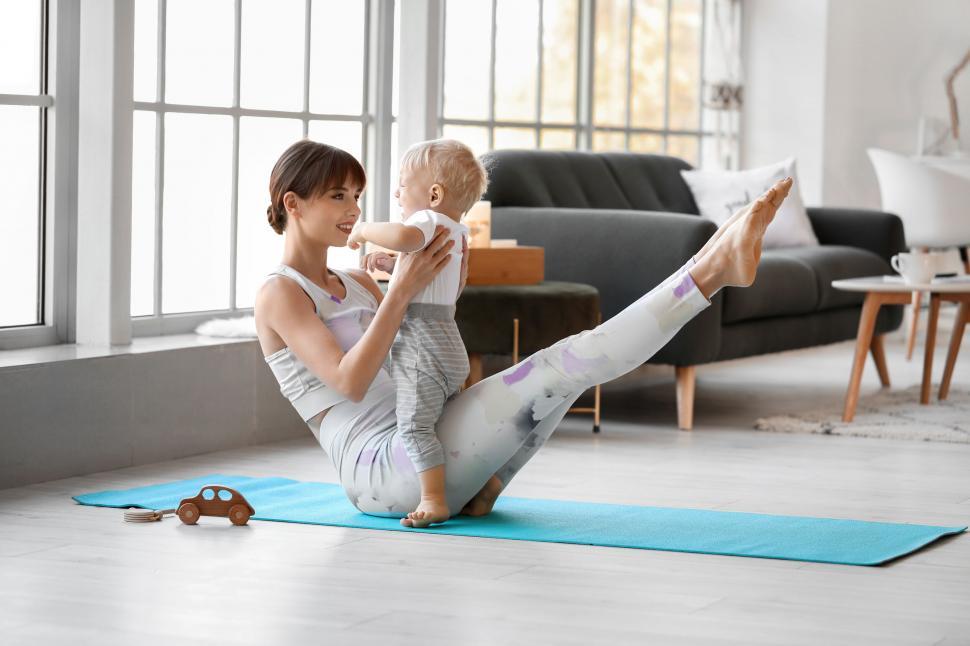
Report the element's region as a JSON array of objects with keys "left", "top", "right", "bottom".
[{"left": 456, "top": 281, "right": 603, "bottom": 433}]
